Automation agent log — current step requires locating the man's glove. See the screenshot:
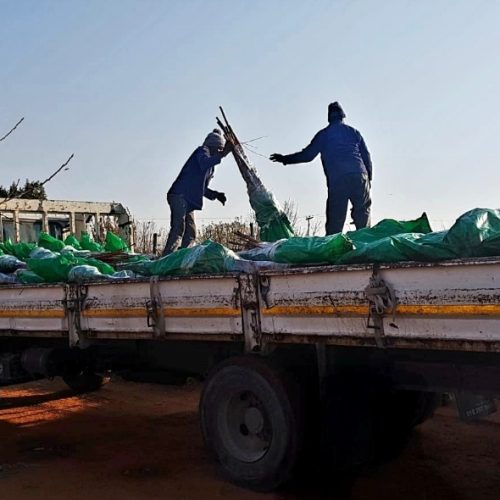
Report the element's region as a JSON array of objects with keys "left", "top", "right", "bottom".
[
  {"left": 221, "top": 141, "right": 234, "bottom": 158},
  {"left": 216, "top": 192, "right": 227, "bottom": 206},
  {"left": 270, "top": 153, "right": 286, "bottom": 164}
]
